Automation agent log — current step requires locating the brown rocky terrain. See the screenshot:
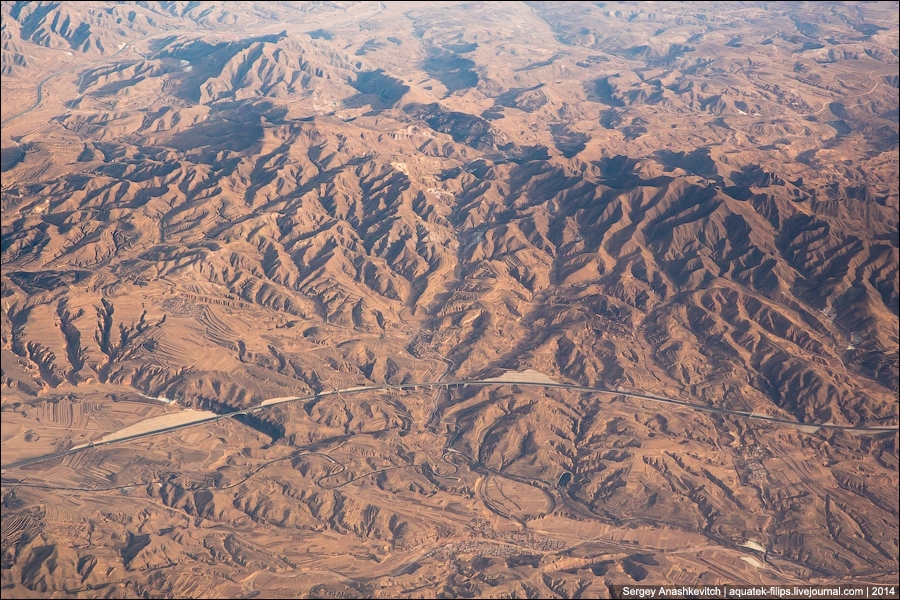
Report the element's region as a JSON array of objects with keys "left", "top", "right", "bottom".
[{"left": 2, "top": 1, "right": 898, "bottom": 597}]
